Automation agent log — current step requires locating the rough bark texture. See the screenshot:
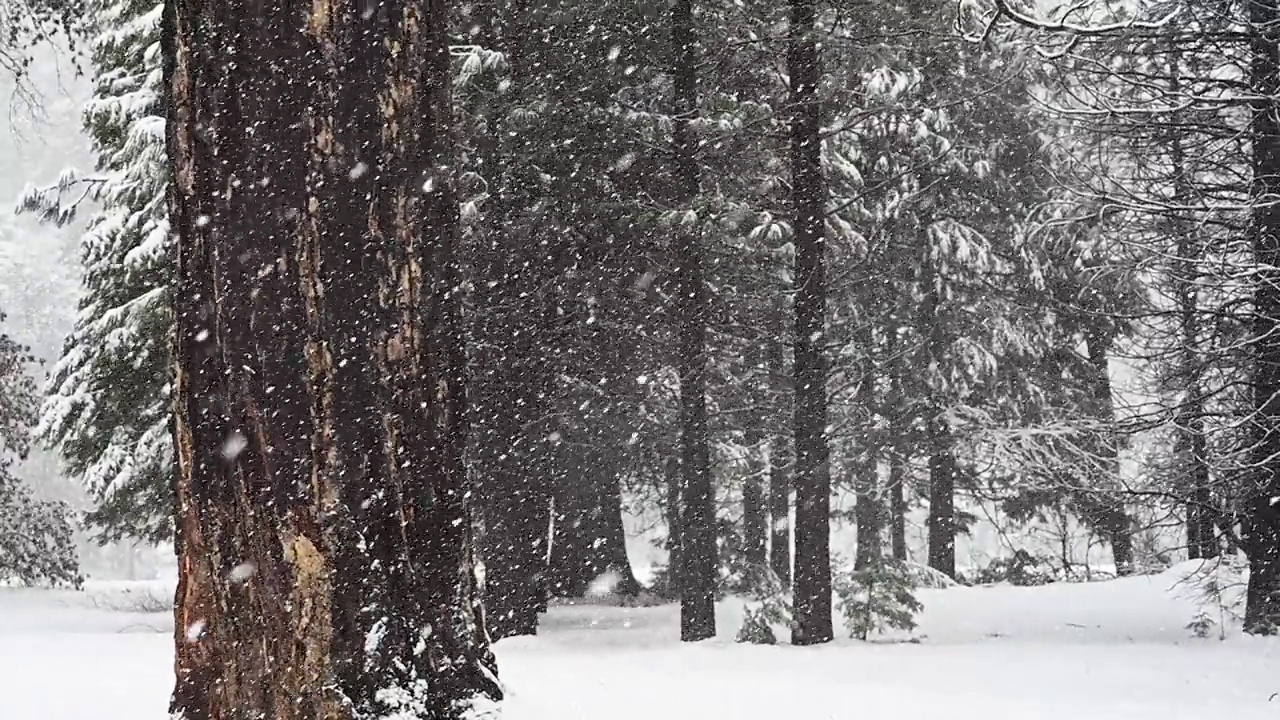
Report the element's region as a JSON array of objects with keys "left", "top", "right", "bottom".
[
  {"left": 1245, "top": 0, "right": 1280, "bottom": 635},
  {"left": 788, "top": 0, "right": 833, "bottom": 646},
  {"left": 166, "top": 2, "right": 500, "bottom": 718}
]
